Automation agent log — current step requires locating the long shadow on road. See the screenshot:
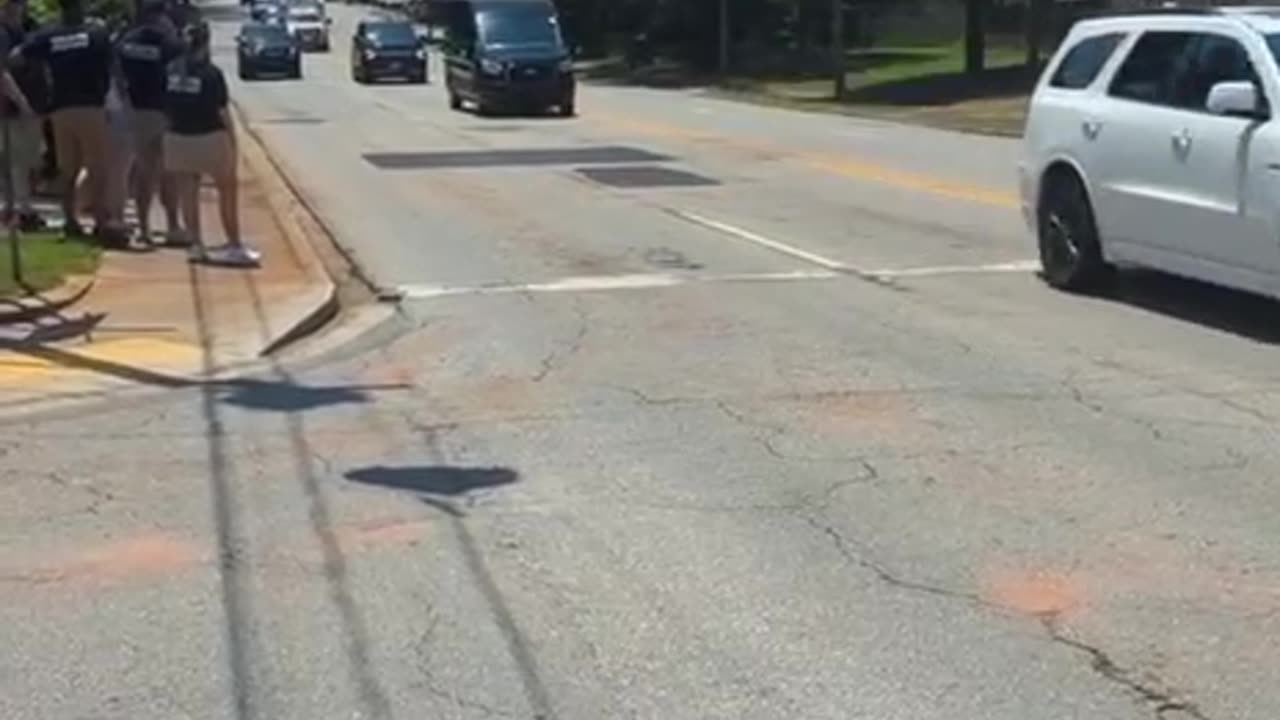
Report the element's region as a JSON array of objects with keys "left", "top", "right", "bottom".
[{"left": 345, "top": 453, "right": 556, "bottom": 719}]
